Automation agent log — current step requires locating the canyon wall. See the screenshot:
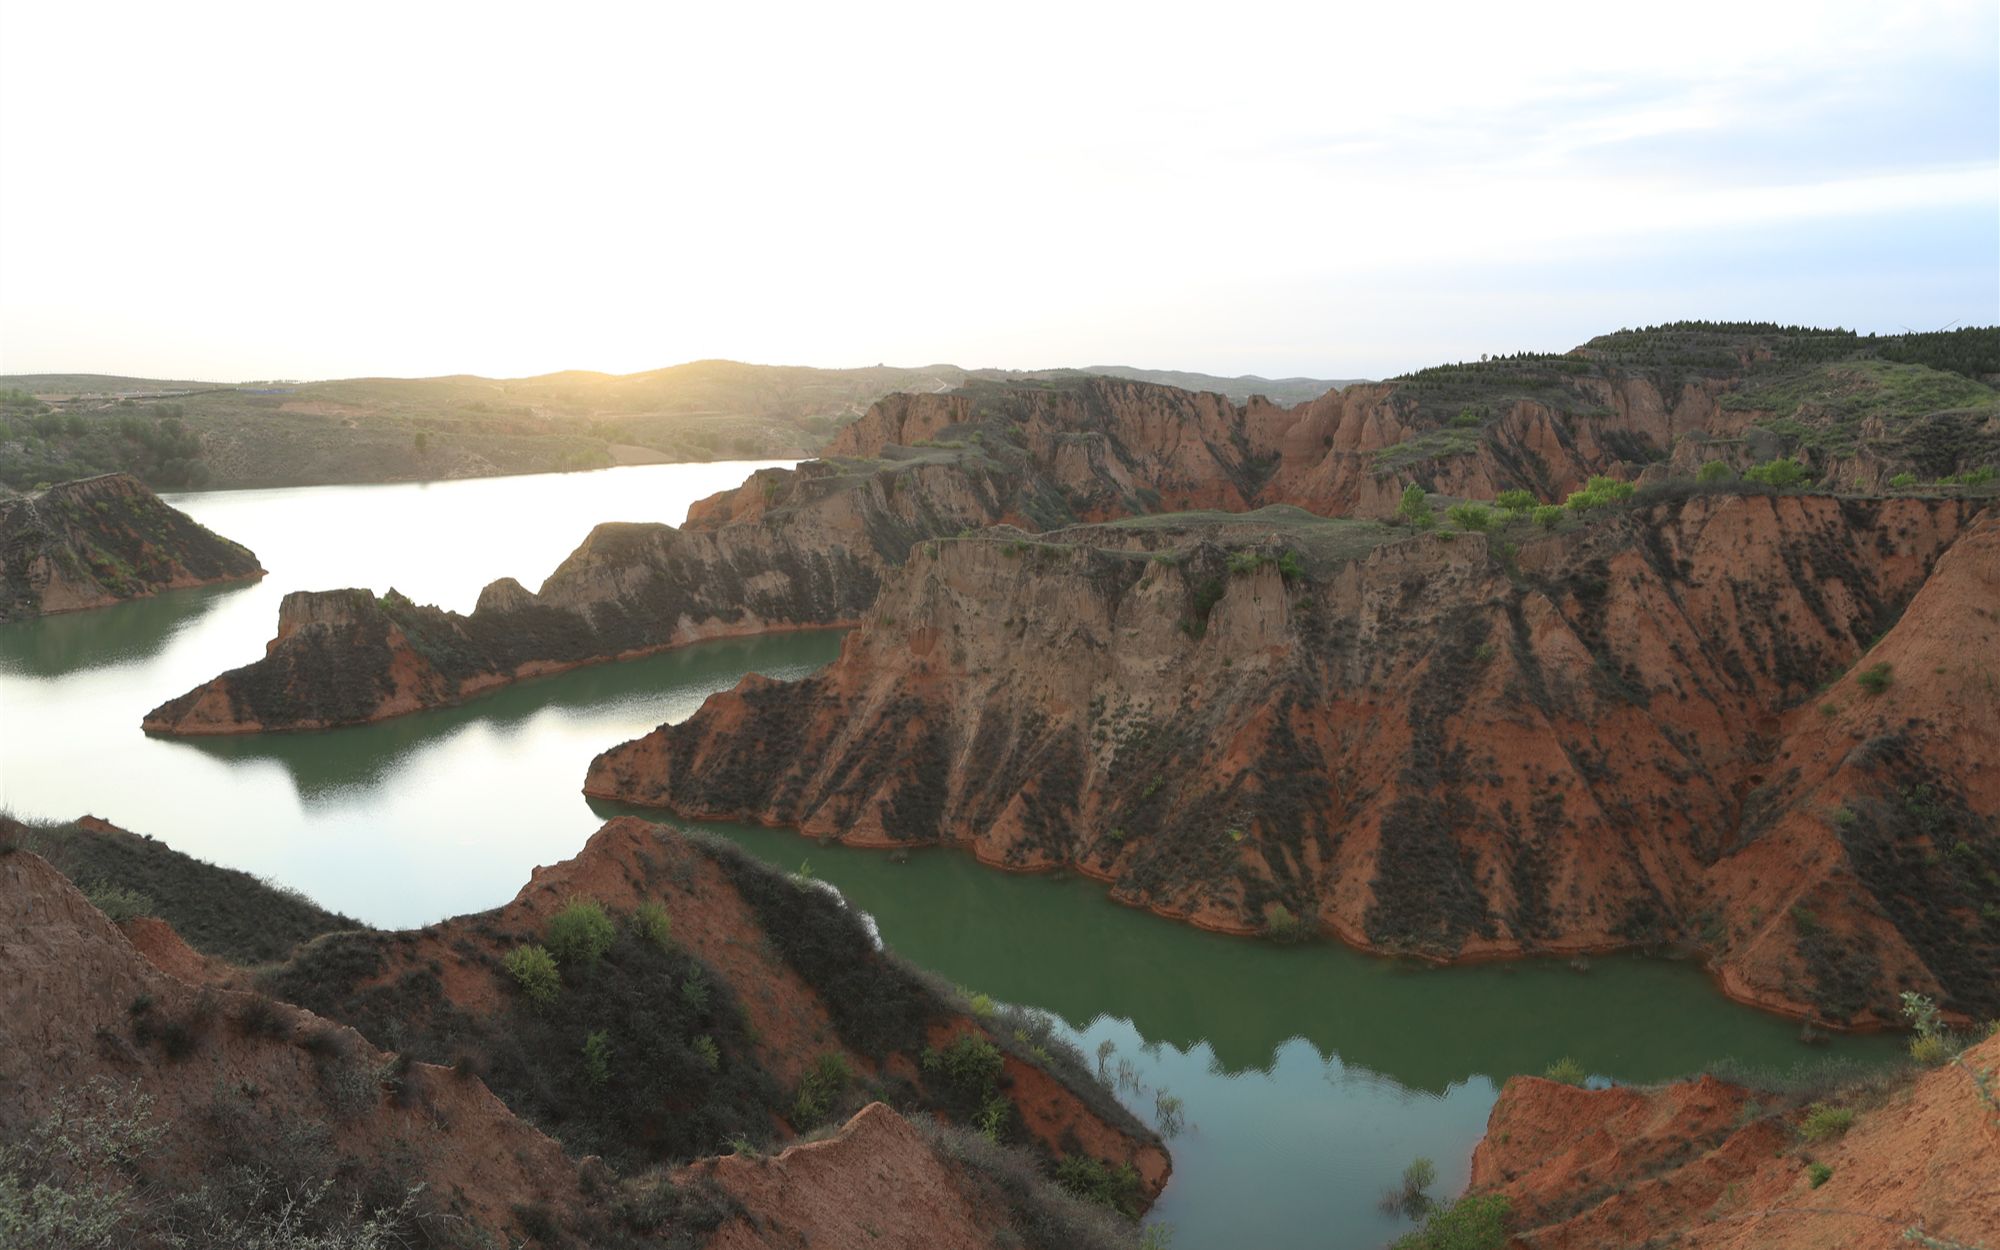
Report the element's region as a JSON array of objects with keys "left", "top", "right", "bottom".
[{"left": 587, "top": 495, "right": 2000, "bottom": 1025}]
